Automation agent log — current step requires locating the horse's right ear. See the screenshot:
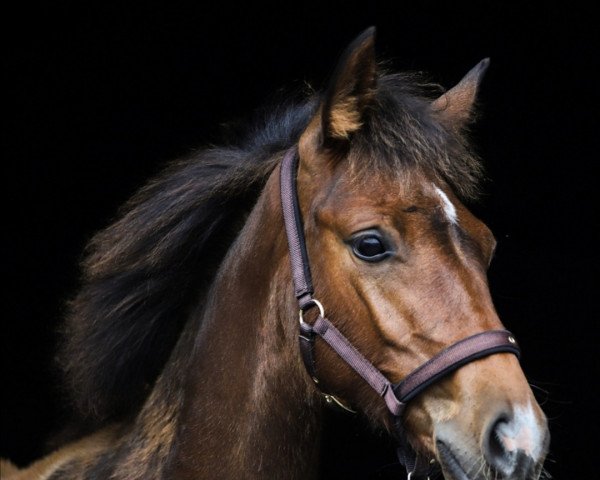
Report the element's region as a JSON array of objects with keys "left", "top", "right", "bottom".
[{"left": 318, "top": 27, "right": 378, "bottom": 146}]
